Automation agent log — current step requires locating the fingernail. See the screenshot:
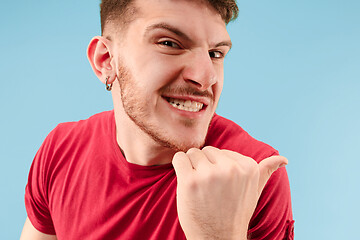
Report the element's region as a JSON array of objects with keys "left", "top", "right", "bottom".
[{"left": 279, "top": 163, "right": 287, "bottom": 168}]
